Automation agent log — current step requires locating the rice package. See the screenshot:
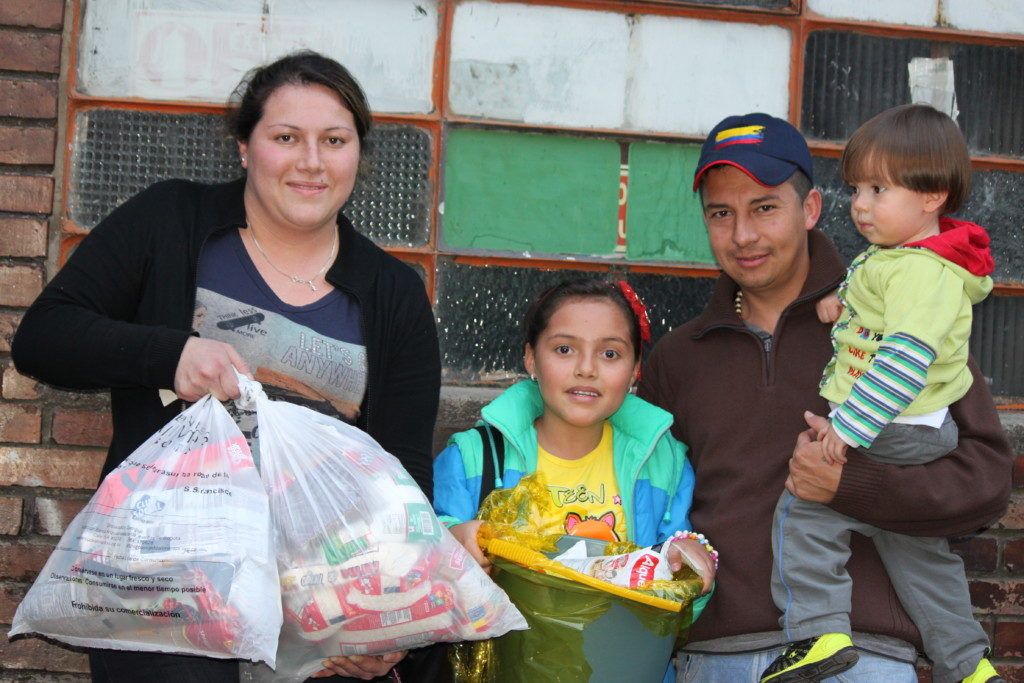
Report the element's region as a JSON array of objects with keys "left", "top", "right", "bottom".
[
  {"left": 235, "top": 376, "right": 527, "bottom": 682},
  {"left": 10, "top": 396, "right": 282, "bottom": 666}
]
